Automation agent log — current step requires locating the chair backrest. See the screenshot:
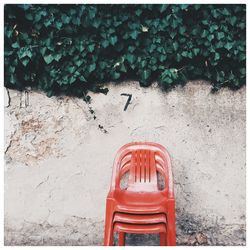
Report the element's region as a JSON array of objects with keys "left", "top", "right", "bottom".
[{"left": 110, "top": 142, "right": 174, "bottom": 197}]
